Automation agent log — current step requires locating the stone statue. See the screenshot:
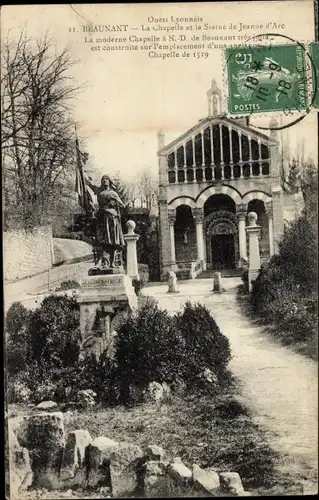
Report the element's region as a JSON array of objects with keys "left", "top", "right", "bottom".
[{"left": 86, "top": 175, "right": 125, "bottom": 270}]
